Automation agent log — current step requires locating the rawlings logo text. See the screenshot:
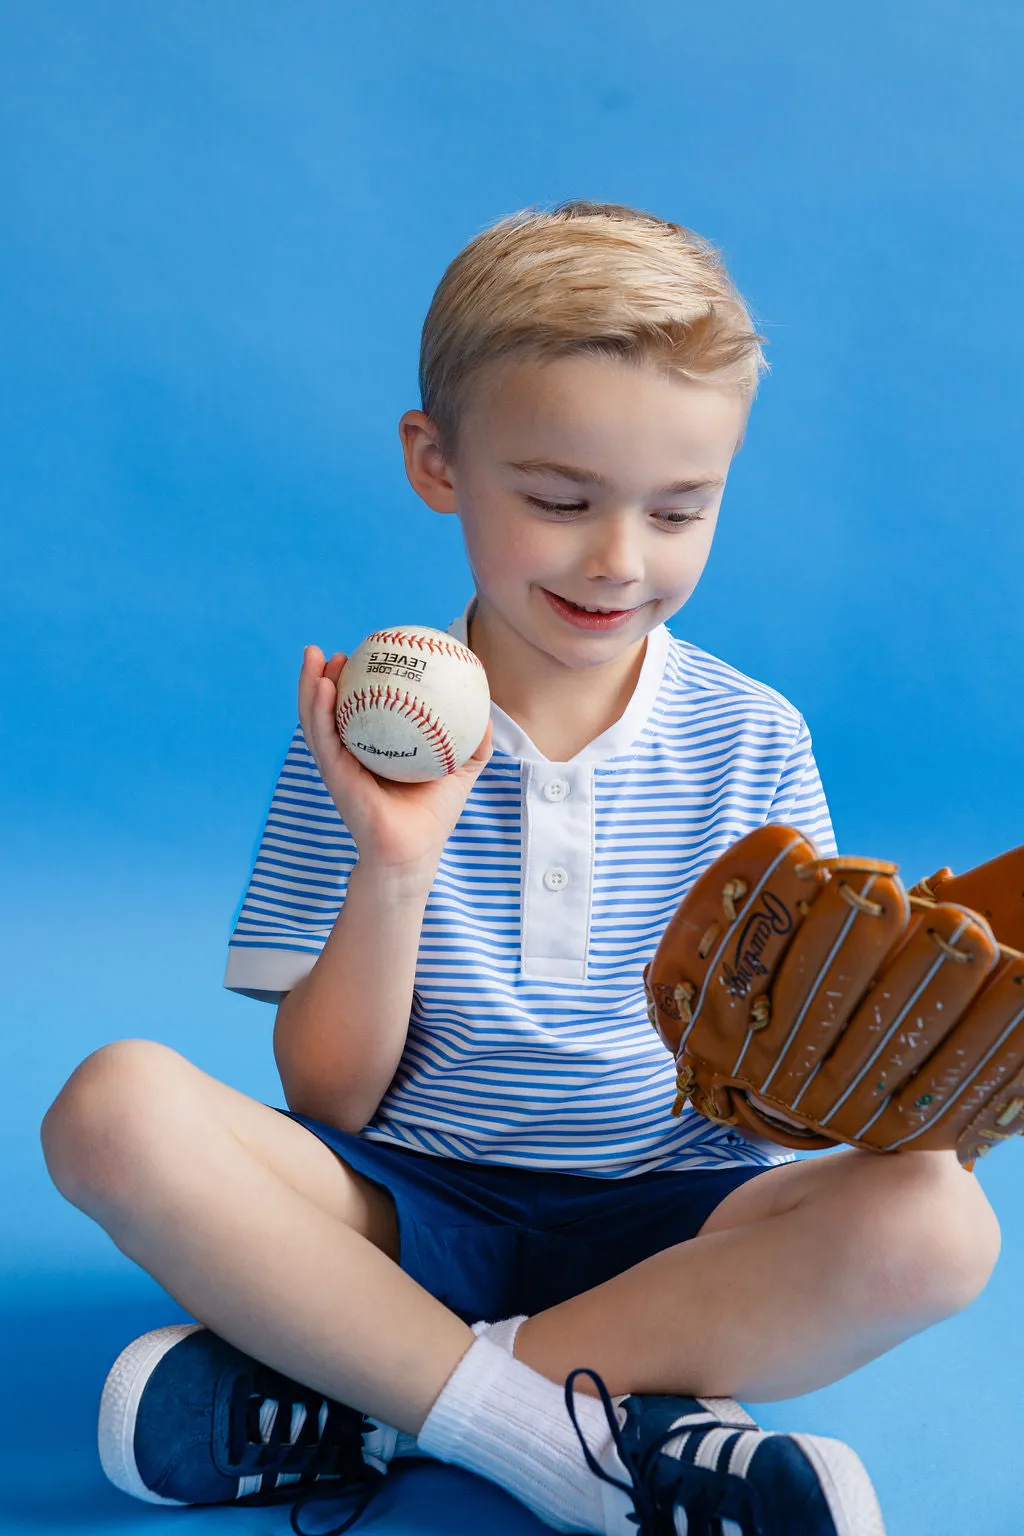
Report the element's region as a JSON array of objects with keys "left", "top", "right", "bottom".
[{"left": 720, "top": 891, "right": 792, "bottom": 998}]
